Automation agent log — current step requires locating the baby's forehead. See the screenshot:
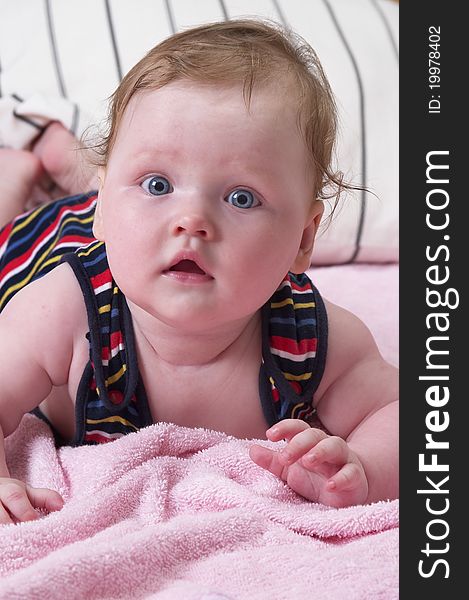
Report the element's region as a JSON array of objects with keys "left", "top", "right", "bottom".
[
  {"left": 126, "top": 74, "right": 298, "bottom": 112},
  {"left": 120, "top": 85, "right": 298, "bottom": 150}
]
